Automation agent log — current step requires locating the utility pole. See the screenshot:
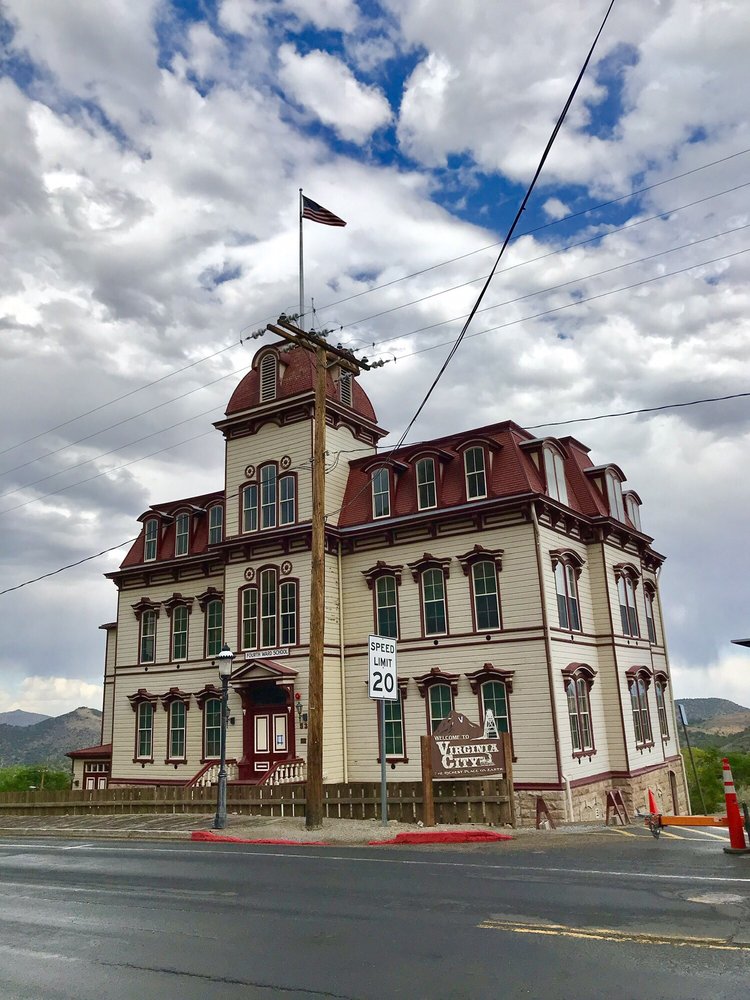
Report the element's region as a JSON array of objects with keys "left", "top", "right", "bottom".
[{"left": 265, "top": 317, "right": 371, "bottom": 828}]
